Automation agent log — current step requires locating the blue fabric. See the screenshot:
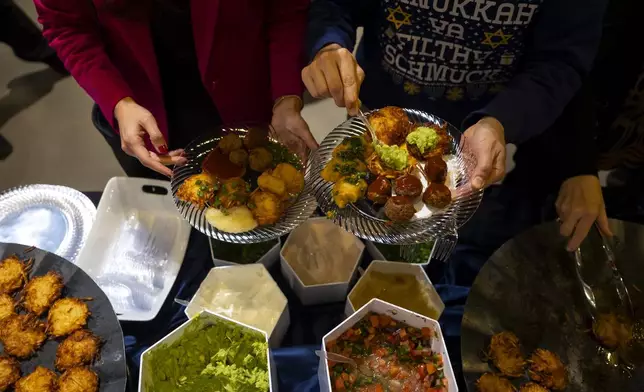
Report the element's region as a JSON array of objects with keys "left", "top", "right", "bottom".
[{"left": 307, "top": 0, "right": 607, "bottom": 143}]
